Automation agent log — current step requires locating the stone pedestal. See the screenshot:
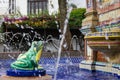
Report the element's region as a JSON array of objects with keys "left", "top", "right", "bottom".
[
  {"left": 80, "top": 0, "right": 99, "bottom": 62},
  {"left": 0, "top": 75, "right": 52, "bottom": 80},
  {"left": 85, "top": 31, "right": 120, "bottom": 63}
]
